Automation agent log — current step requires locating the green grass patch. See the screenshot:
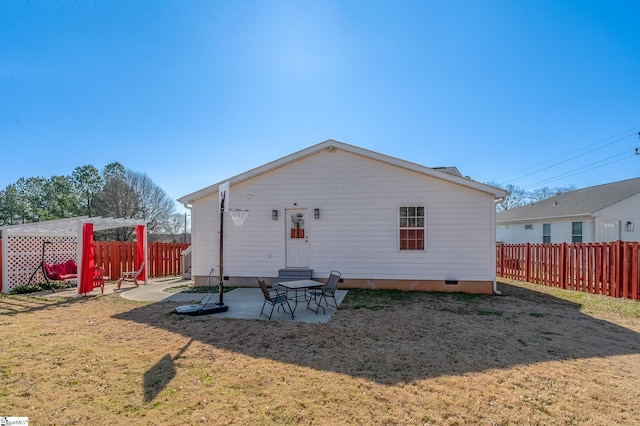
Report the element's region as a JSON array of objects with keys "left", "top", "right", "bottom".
[
  {"left": 477, "top": 309, "right": 504, "bottom": 316},
  {"left": 342, "top": 289, "right": 421, "bottom": 310},
  {"left": 501, "top": 280, "right": 640, "bottom": 318},
  {"left": 343, "top": 289, "right": 495, "bottom": 311}
]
